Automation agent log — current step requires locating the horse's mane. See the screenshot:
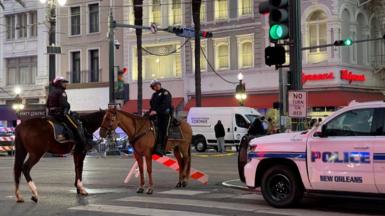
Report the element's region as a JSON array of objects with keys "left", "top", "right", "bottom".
[{"left": 116, "top": 110, "right": 147, "bottom": 122}]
